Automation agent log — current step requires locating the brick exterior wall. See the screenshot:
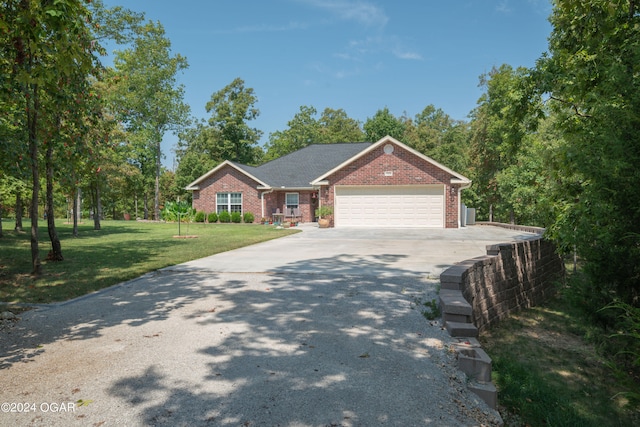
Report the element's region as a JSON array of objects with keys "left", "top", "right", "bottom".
[
  {"left": 191, "top": 166, "right": 262, "bottom": 218},
  {"left": 440, "top": 235, "right": 565, "bottom": 333},
  {"left": 321, "top": 142, "right": 462, "bottom": 228},
  {"left": 263, "top": 190, "right": 317, "bottom": 223},
  {"left": 192, "top": 165, "right": 319, "bottom": 222}
]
